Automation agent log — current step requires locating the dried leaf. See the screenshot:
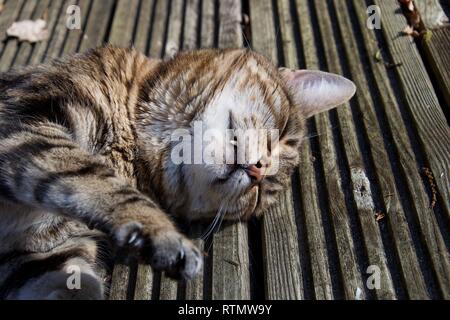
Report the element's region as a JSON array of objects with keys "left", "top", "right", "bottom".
[
  {"left": 6, "top": 19, "right": 49, "bottom": 43},
  {"left": 398, "top": 0, "right": 414, "bottom": 11}
]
